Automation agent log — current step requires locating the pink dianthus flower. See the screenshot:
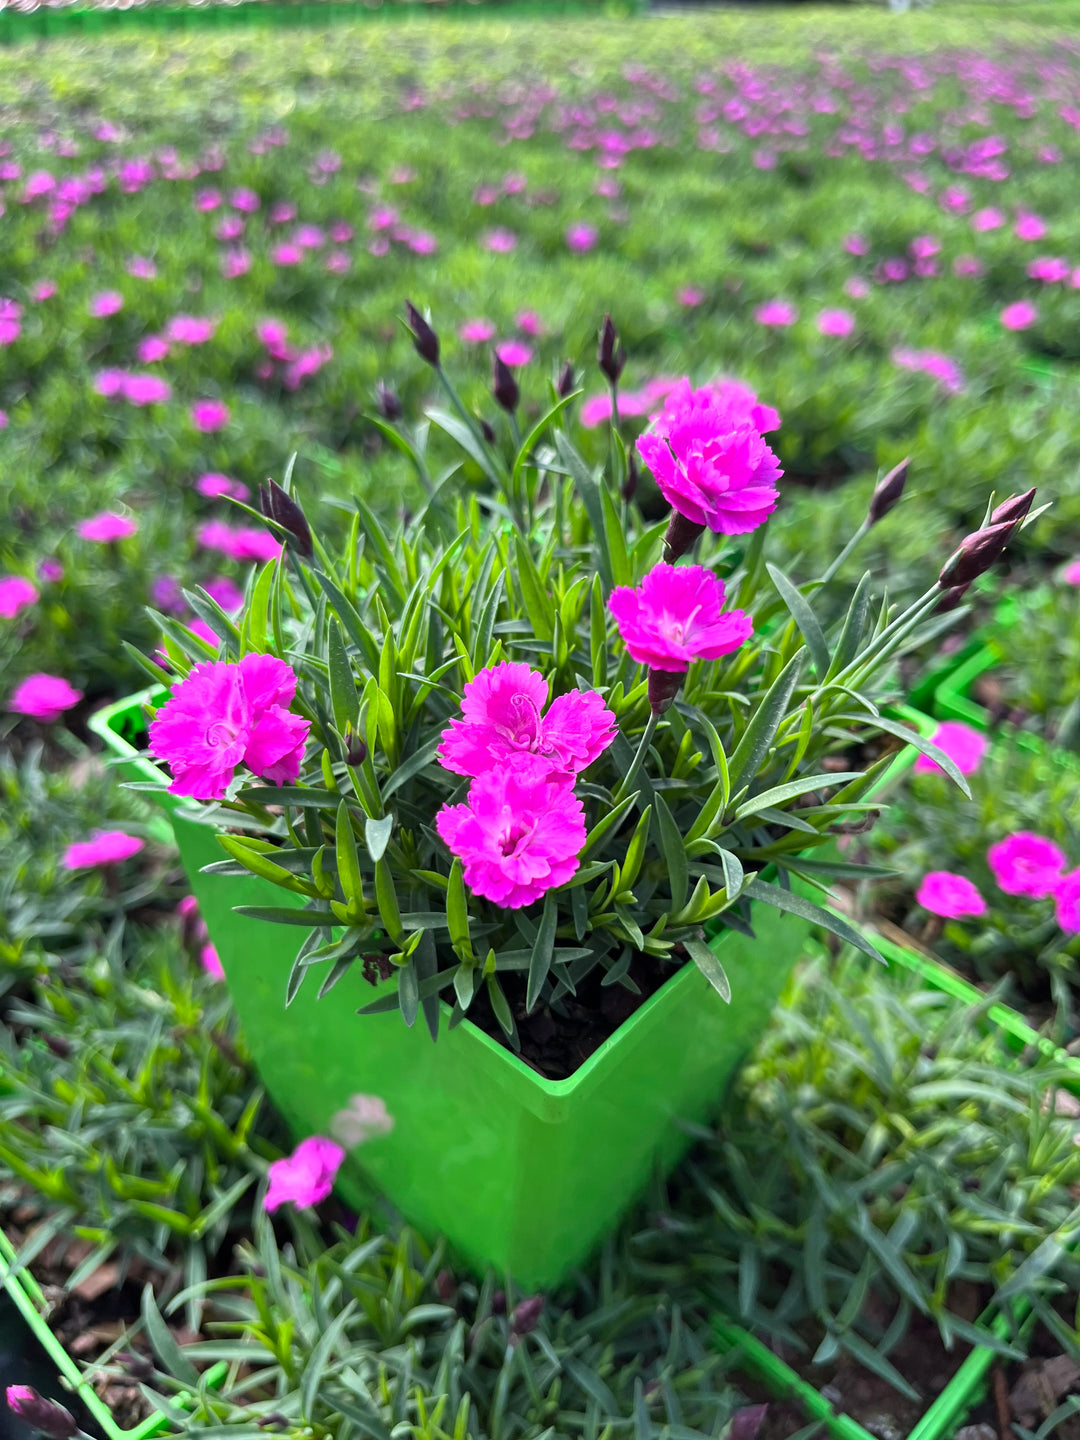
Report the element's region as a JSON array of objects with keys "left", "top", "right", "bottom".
[
  {"left": 0, "top": 576, "right": 39, "bottom": 619},
  {"left": 196, "top": 472, "right": 250, "bottom": 501},
  {"left": 9, "top": 673, "right": 83, "bottom": 721},
  {"left": 817, "top": 308, "right": 855, "bottom": 337},
  {"left": 754, "top": 299, "right": 798, "bottom": 327},
  {"left": 438, "top": 661, "right": 615, "bottom": 779},
  {"left": 77, "top": 512, "right": 137, "bottom": 543},
  {"left": 1014, "top": 211, "right": 1046, "bottom": 241},
  {"left": 191, "top": 399, "right": 230, "bottom": 432},
  {"left": 89, "top": 290, "right": 124, "bottom": 318},
  {"left": 1001, "top": 300, "right": 1038, "bottom": 331},
  {"left": 677, "top": 286, "right": 706, "bottom": 307},
  {"left": 123, "top": 373, "right": 172, "bottom": 406},
  {"left": 200, "top": 943, "right": 225, "bottom": 980},
  {"left": 1063, "top": 558, "right": 1080, "bottom": 586},
  {"left": 987, "top": 832, "right": 1066, "bottom": 899},
  {"left": 495, "top": 339, "right": 532, "bottom": 367},
  {"left": 636, "top": 382, "right": 782, "bottom": 536},
  {"left": 149, "top": 653, "right": 311, "bottom": 799},
  {"left": 916, "top": 871, "right": 986, "bottom": 919},
  {"left": 264, "top": 1136, "right": 345, "bottom": 1213},
  {"left": 914, "top": 721, "right": 987, "bottom": 776},
  {"left": 565, "top": 223, "right": 599, "bottom": 253},
  {"left": 516, "top": 309, "right": 543, "bottom": 336},
  {"left": 608, "top": 563, "right": 752, "bottom": 671},
  {"left": 460, "top": 318, "right": 496, "bottom": 345},
  {"left": 63, "top": 830, "right": 144, "bottom": 869},
  {"left": 436, "top": 755, "right": 586, "bottom": 909},
  {"left": 1054, "top": 869, "right": 1080, "bottom": 932},
  {"left": 136, "top": 335, "right": 170, "bottom": 364},
  {"left": 166, "top": 315, "right": 216, "bottom": 345},
  {"left": 482, "top": 228, "right": 518, "bottom": 253},
  {"left": 971, "top": 207, "right": 1005, "bottom": 232}
]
